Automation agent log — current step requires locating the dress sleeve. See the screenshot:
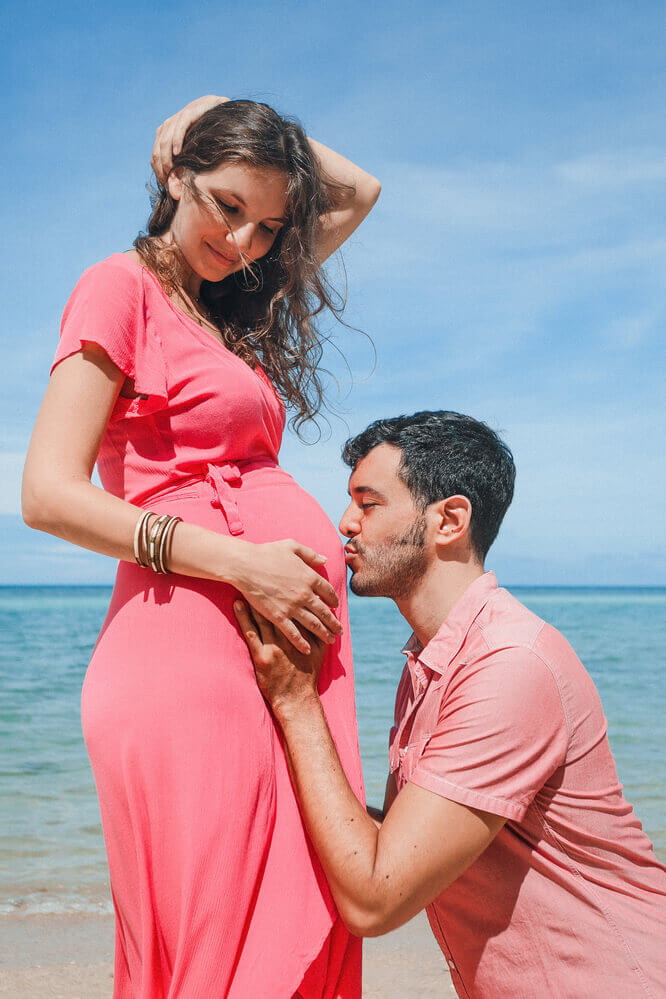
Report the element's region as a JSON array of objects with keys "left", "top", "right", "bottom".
[
  {"left": 50, "top": 257, "right": 168, "bottom": 422},
  {"left": 410, "top": 648, "right": 570, "bottom": 822}
]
